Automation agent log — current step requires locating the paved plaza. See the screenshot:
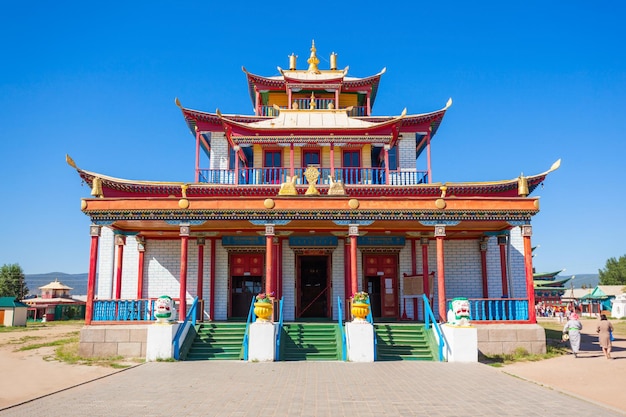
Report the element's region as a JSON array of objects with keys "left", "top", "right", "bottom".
[{"left": 1, "top": 360, "right": 624, "bottom": 417}]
